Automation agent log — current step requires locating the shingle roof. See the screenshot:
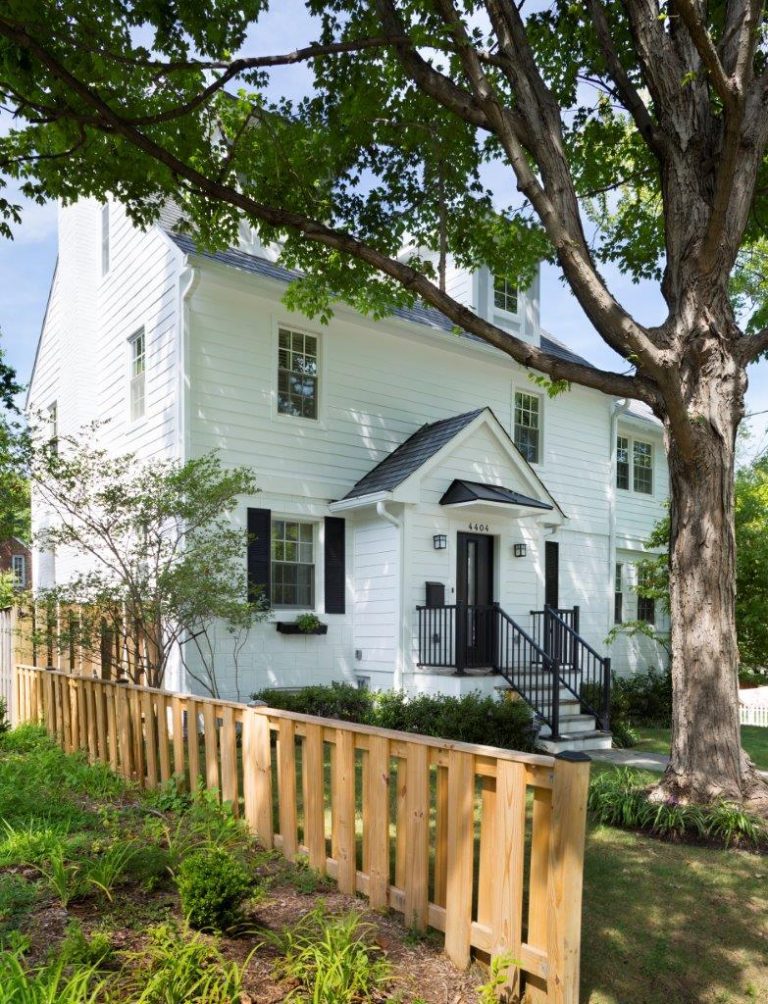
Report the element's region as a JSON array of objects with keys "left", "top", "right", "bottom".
[
  {"left": 165, "top": 231, "right": 595, "bottom": 365},
  {"left": 340, "top": 409, "right": 485, "bottom": 500}
]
